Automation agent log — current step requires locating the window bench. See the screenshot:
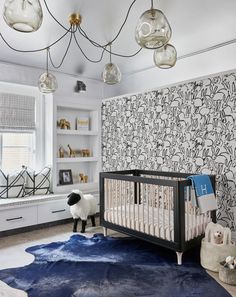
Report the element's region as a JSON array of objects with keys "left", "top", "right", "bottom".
[{"left": 0, "top": 191, "right": 99, "bottom": 237}]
